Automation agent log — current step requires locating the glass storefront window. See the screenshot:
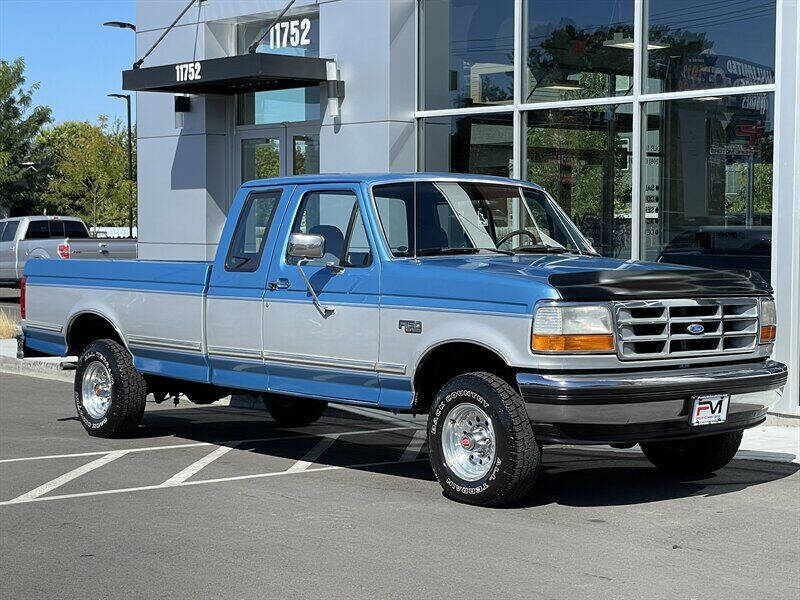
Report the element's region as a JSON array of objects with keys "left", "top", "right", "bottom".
[
  {"left": 525, "top": 105, "right": 633, "bottom": 258},
  {"left": 419, "top": 0, "right": 515, "bottom": 110},
  {"left": 644, "top": 0, "right": 775, "bottom": 94},
  {"left": 642, "top": 93, "right": 774, "bottom": 281},
  {"left": 419, "top": 113, "right": 514, "bottom": 177},
  {"left": 524, "top": 0, "right": 635, "bottom": 104},
  {"left": 241, "top": 138, "right": 280, "bottom": 182},
  {"left": 293, "top": 135, "right": 320, "bottom": 175},
  {"left": 236, "top": 10, "right": 321, "bottom": 125}
]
